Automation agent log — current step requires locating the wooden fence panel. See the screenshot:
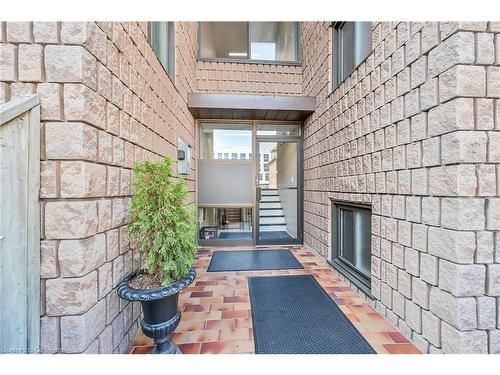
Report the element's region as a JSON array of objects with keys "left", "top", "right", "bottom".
[{"left": 0, "top": 95, "right": 40, "bottom": 354}]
